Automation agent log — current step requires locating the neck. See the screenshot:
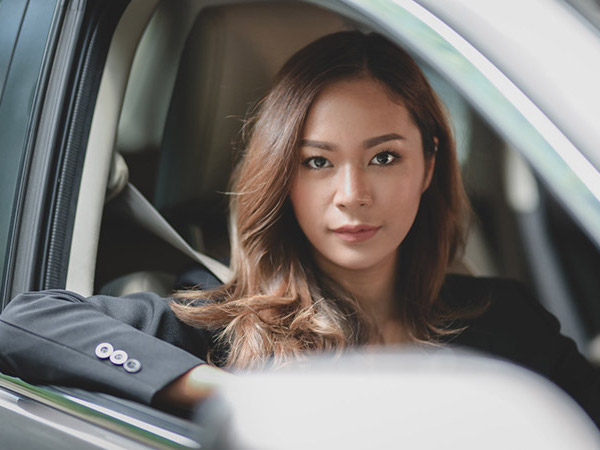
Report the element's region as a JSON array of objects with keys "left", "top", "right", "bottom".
[{"left": 313, "top": 251, "right": 399, "bottom": 321}]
